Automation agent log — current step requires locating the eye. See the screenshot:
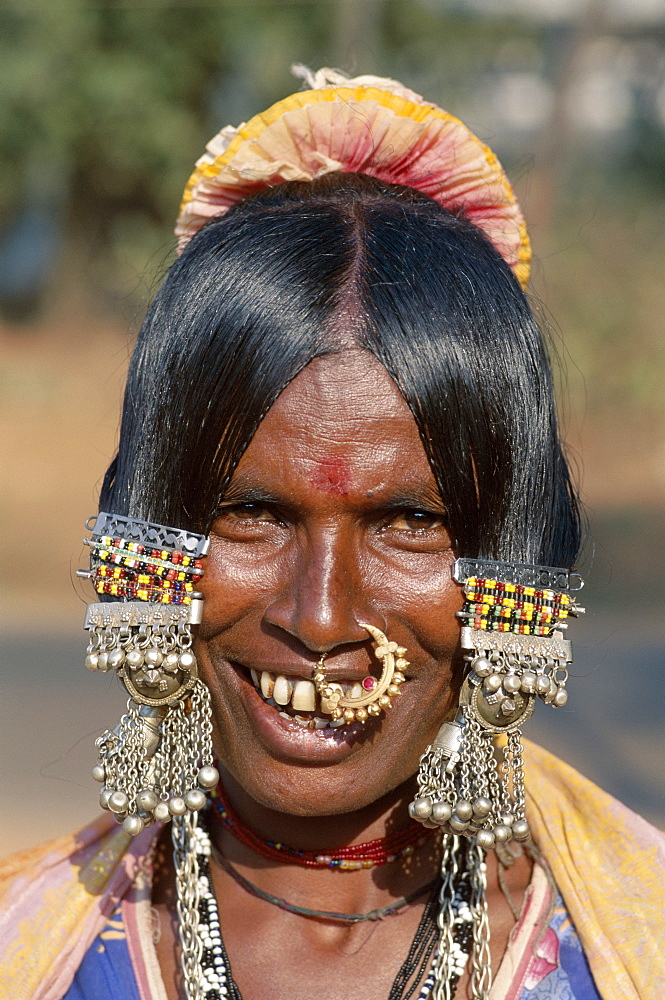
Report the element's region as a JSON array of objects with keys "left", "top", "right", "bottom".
[
  {"left": 218, "top": 503, "right": 278, "bottom": 523},
  {"left": 210, "top": 501, "right": 285, "bottom": 536},
  {"left": 388, "top": 509, "right": 447, "bottom": 532}
]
